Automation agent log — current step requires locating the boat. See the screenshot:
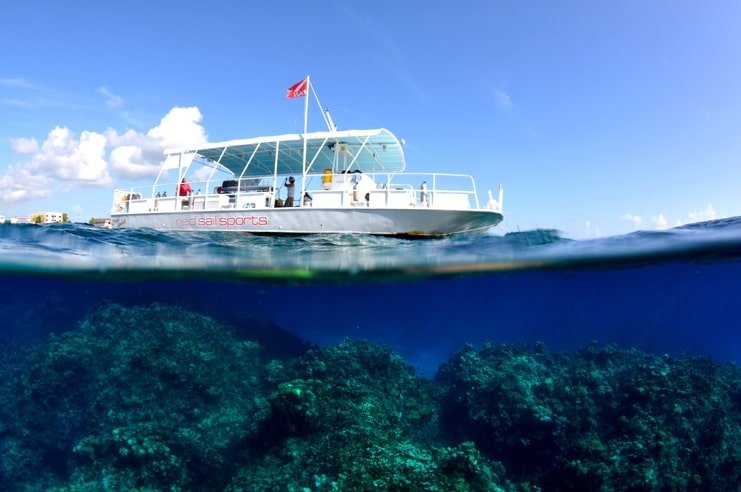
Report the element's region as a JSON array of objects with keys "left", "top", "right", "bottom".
[{"left": 110, "top": 78, "right": 504, "bottom": 237}]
